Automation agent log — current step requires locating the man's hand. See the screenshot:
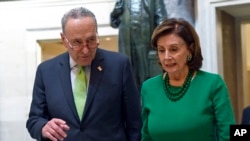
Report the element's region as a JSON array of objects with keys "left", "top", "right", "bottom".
[{"left": 42, "top": 118, "right": 70, "bottom": 141}]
